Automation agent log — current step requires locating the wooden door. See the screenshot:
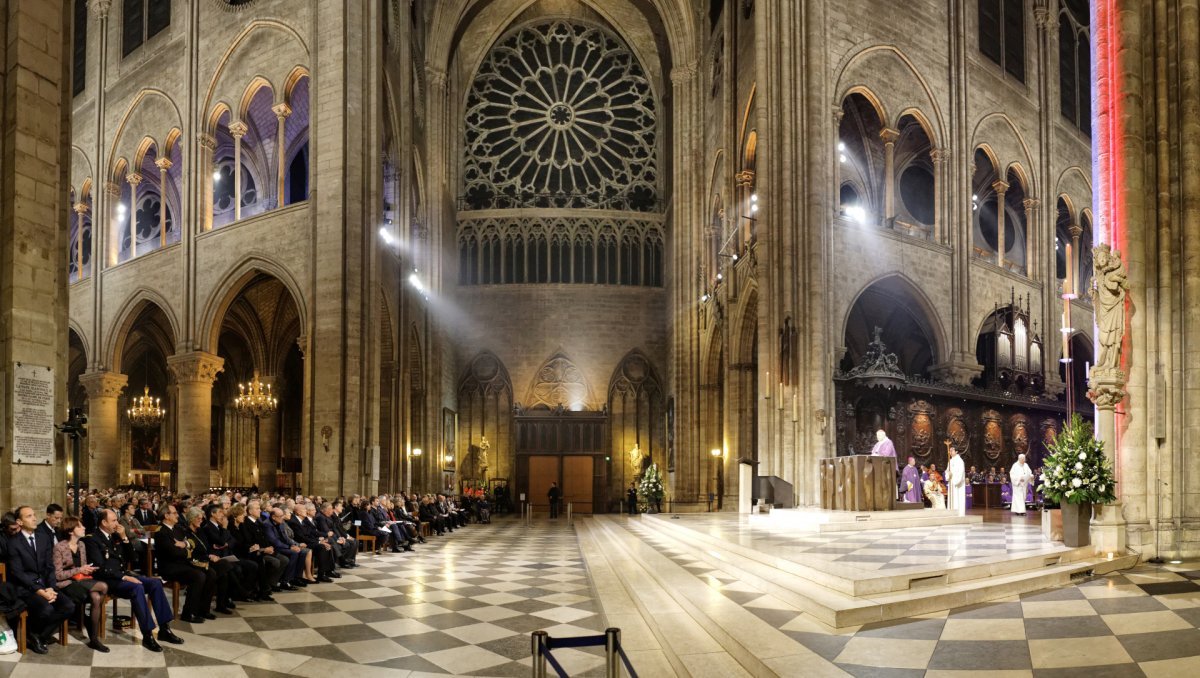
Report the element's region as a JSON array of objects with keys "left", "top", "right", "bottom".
[
  {"left": 528, "top": 455, "right": 560, "bottom": 511},
  {"left": 562, "top": 455, "right": 594, "bottom": 514}
]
